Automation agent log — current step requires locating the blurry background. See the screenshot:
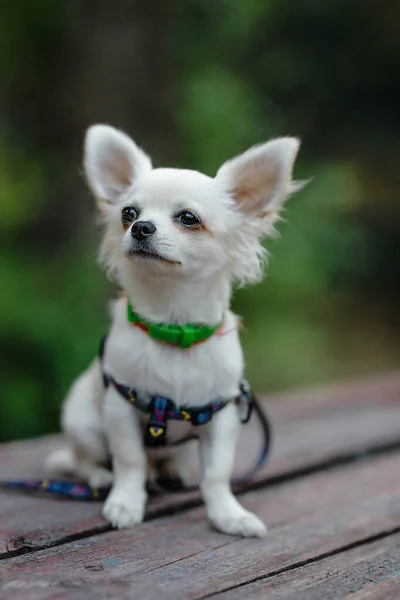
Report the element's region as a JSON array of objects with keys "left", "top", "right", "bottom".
[{"left": 1, "top": 0, "right": 400, "bottom": 441}]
